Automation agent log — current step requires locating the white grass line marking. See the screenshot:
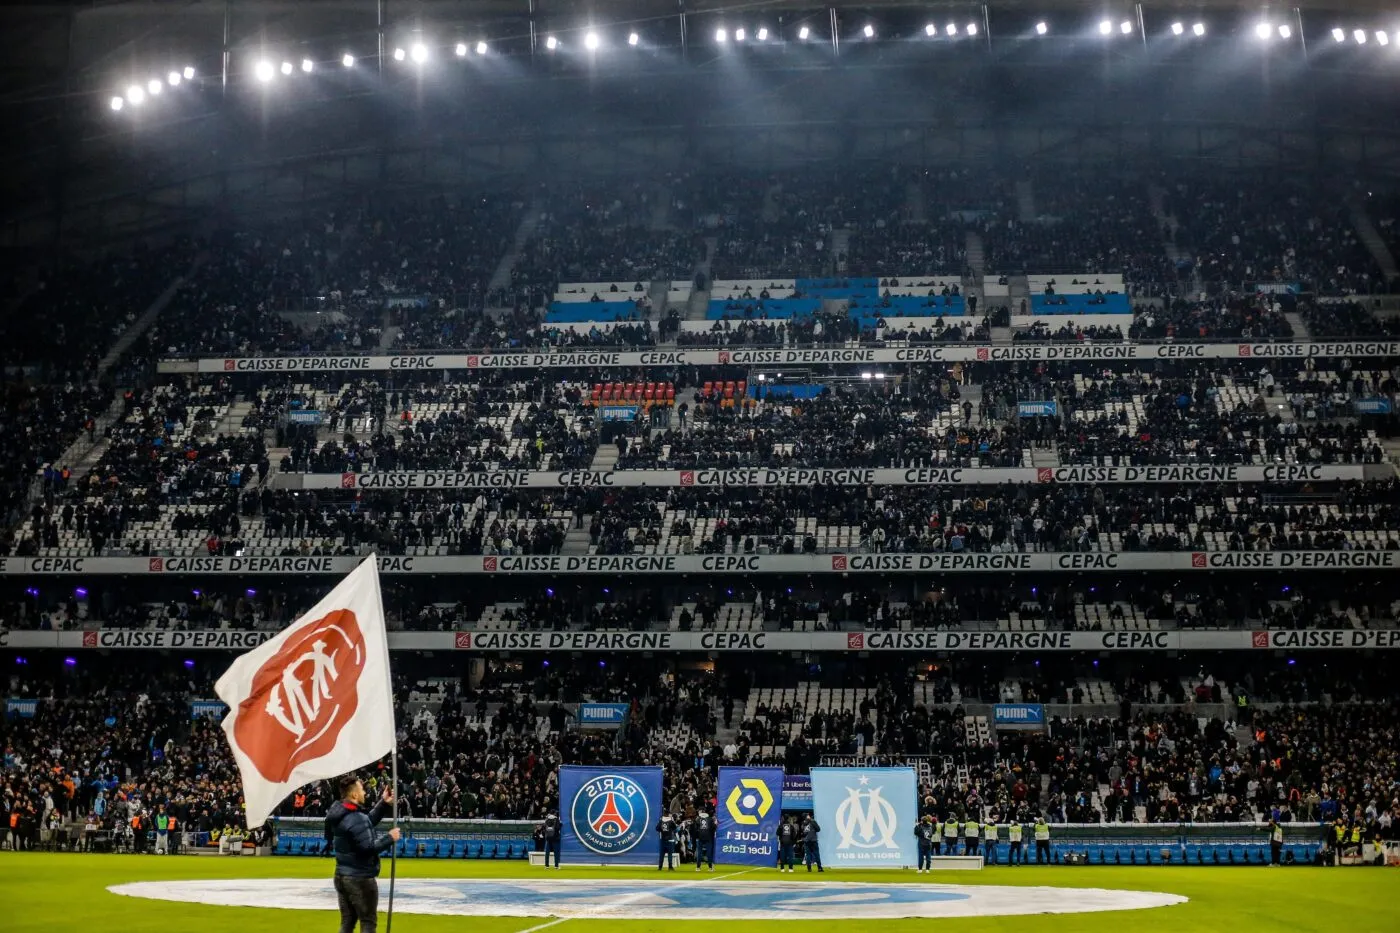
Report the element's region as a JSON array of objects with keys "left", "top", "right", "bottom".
[{"left": 509, "top": 866, "right": 759, "bottom": 933}]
